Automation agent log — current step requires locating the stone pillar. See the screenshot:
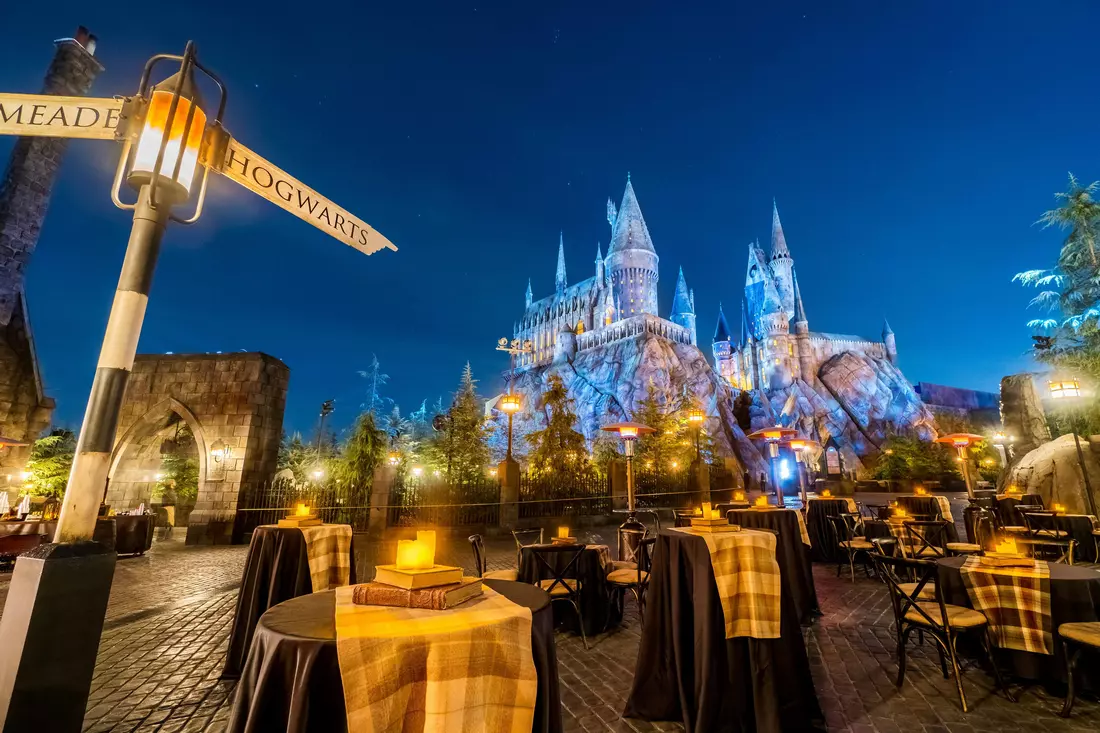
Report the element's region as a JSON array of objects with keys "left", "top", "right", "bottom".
[
  {"left": 1000, "top": 373, "right": 1050, "bottom": 466},
  {"left": 0, "top": 28, "right": 103, "bottom": 326},
  {"left": 367, "top": 464, "right": 395, "bottom": 539},
  {"left": 610, "top": 459, "right": 628, "bottom": 512},
  {"left": 498, "top": 458, "right": 520, "bottom": 528}
]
